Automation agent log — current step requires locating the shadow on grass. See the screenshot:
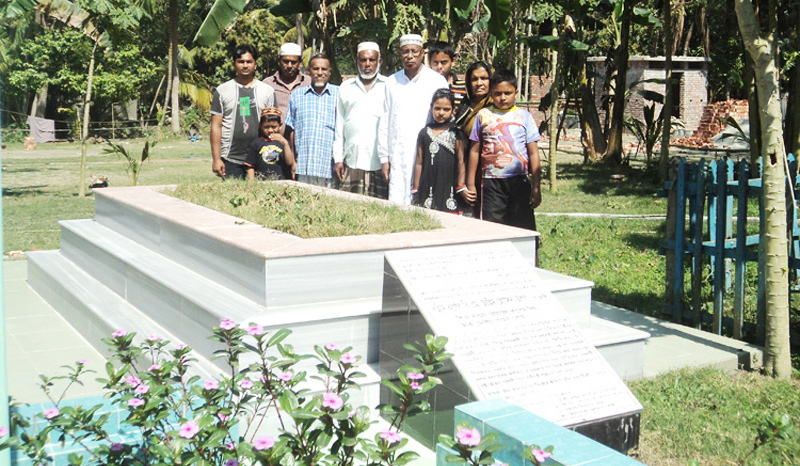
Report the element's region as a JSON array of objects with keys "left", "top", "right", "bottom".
[
  {"left": 592, "top": 285, "right": 665, "bottom": 317},
  {"left": 557, "top": 162, "right": 661, "bottom": 198},
  {"left": 3, "top": 186, "right": 50, "bottom": 196}
]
